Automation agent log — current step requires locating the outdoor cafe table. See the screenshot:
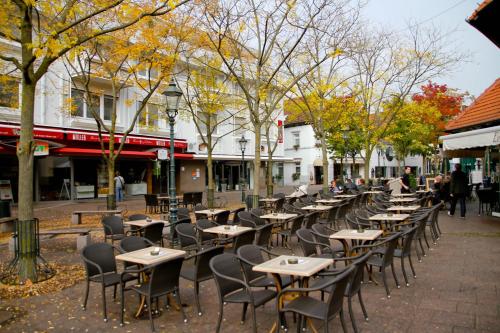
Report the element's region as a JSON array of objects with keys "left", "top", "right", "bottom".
[
  {"left": 115, "top": 247, "right": 186, "bottom": 318},
  {"left": 315, "top": 199, "right": 342, "bottom": 204},
  {"left": 369, "top": 213, "right": 410, "bottom": 230},
  {"left": 260, "top": 198, "right": 280, "bottom": 210},
  {"left": 123, "top": 219, "right": 168, "bottom": 228},
  {"left": 391, "top": 193, "right": 417, "bottom": 197},
  {"left": 330, "top": 229, "right": 383, "bottom": 254},
  {"left": 260, "top": 213, "right": 298, "bottom": 221},
  {"left": 333, "top": 194, "right": 357, "bottom": 198},
  {"left": 202, "top": 225, "right": 252, "bottom": 237},
  {"left": 301, "top": 204, "right": 333, "bottom": 212},
  {"left": 386, "top": 205, "right": 420, "bottom": 213},
  {"left": 389, "top": 198, "right": 416, "bottom": 204},
  {"left": 252, "top": 255, "right": 334, "bottom": 333},
  {"left": 363, "top": 191, "right": 382, "bottom": 194},
  {"left": 195, "top": 209, "right": 227, "bottom": 218}
]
